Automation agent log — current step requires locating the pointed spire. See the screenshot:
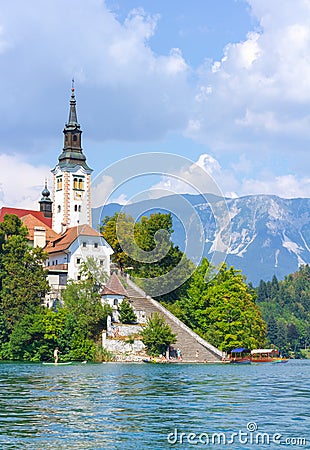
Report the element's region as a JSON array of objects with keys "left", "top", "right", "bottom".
[
  {"left": 67, "top": 78, "right": 79, "bottom": 127},
  {"left": 54, "top": 82, "right": 92, "bottom": 173}
]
